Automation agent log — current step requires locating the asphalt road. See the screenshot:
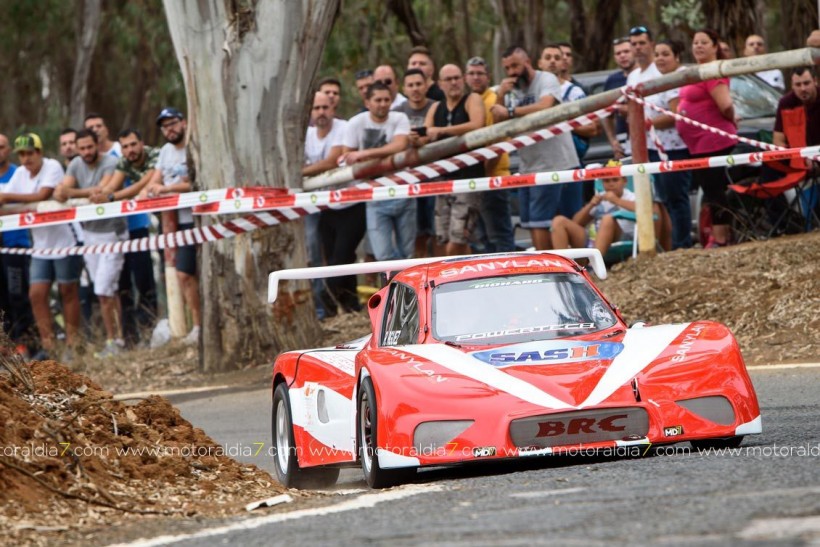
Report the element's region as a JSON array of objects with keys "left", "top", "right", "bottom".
[{"left": 134, "top": 365, "right": 820, "bottom": 546}]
